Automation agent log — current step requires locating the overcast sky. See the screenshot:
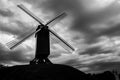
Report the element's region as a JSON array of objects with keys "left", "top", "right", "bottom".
[{"left": 0, "top": 0, "right": 120, "bottom": 73}]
